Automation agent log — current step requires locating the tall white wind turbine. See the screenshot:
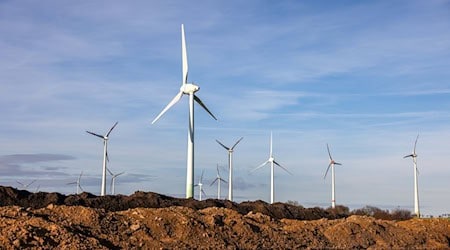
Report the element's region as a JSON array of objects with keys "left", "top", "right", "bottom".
[
  {"left": 253, "top": 132, "right": 292, "bottom": 204},
  {"left": 210, "top": 164, "right": 228, "bottom": 199},
  {"left": 86, "top": 121, "right": 118, "bottom": 196},
  {"left": 151, "top": 24, "right": 217, "bottom": 199},
  {"left": 324, "top": 144, "right": 342, "bottom": 209},
  {"left": 216, "top": 137, "right": 243, "bottom": 201},
  {"left": 107, "top": 168, "right": 125, "bottom": 195},
  {"left": 194, "top": 170, "right": 206, "bottom": 201},
  {"left": 404, "top": 134, "right": 420, "bottom": 217},
  {"left": 67, "top": 171, "right": 84, "bottom": 194}
]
